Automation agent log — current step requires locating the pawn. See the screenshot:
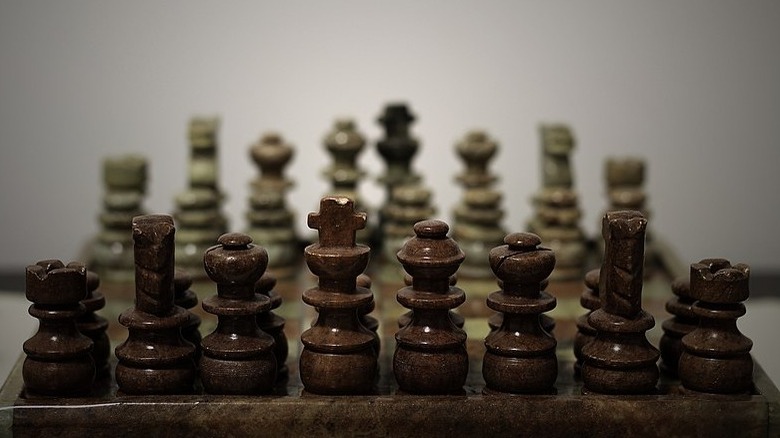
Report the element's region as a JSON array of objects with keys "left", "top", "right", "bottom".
[
  {"left": 200, "top": 233, "right": 277, "bottom": 394},
  {"left": 482, "top": 233, "right": 557, "bottom": 394},
  {"left": 255, "top": 273, "right": 289, "bottom": 380},
  {"left": 398, "top": 273, "right": 464, "bottom": 329},
  {"left": 394, "top": 220, "right": 468, "bottom": 395},
  {"left": 173, "top": 269, "right": 202, "bottom": 360},
  {"left": 23, "top": 260, "right": 95, "bottom": 396},
  {"left": 659, "top": 277, "right": 695, "bottom": 376},
  {"left": 300, "top": 197, "right": 377, "bottom": 395},
  {"left": 488, "top": 278, "right": 554, "bottom": 335},
  {"left": 573, "top": 269, "right": 600, "bottom": 376},
  {"left": 679, "top": 259, "right": 753, "bottom": 394},
  {"left": 77, "top": 270, "right": 110, "bottom": 377}
]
